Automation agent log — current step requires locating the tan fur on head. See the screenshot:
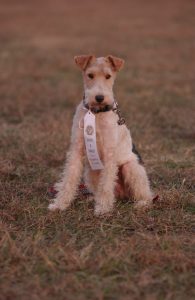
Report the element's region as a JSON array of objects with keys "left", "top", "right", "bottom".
[
  {"left": 107, "top": 55, "right": 124, "bottom": 72},
  {"left": 74, "top": 55, "right": 125, "bottom": 111},
  {"left": 79, "top": 56, "right": 118, "bottom": 109},
  {"left": 74, "top": 55, "right": 95, "bottom": 71}
]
